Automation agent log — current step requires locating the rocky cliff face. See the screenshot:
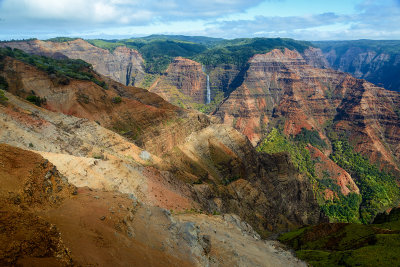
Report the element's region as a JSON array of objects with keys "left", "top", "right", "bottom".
[
  {"left": 214, "top": 48, "right": 400, "bottom": 176},
  {"left": 302, "top": 47, "right": 330, "bottom": 69},
  {"left": 149, "top": 57, "right": 207, "bottom": 107},
  {"left": 166, "top": 124, "right": 322, "bottom": 234},
  {"left": 0, "top": 39, "right": 145, "bottom": 86}
]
